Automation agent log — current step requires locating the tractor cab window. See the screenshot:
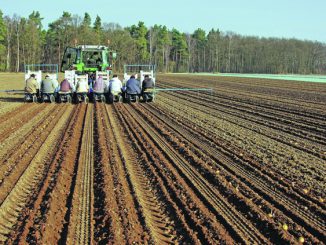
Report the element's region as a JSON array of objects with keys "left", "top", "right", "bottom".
[
  {"left": 84, "top": 51, "right": 102, "bottom": 66},
  {"left": 61, "top": 47, "right": 78, "bottom": 72}
]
